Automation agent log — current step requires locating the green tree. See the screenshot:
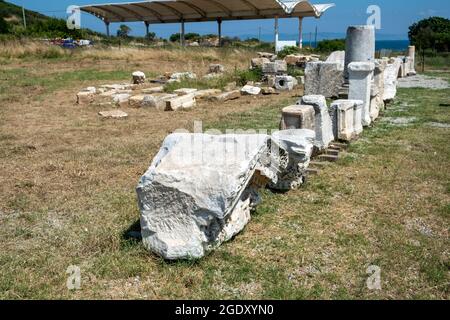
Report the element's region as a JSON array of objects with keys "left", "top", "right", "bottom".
[
  {"left": 117, "top": 24, "right": 131, "bottom": 38},
  {"left": 316, "top": 39, "right": 345, "bottom": 52},
  {"left": 408, "top": 16, "right": 450, "bottom": 52},
  {"left": 146, "top": 31, "right": 156, "bottom": 42},
  {"left": 169, "top": 33, "right": 180, "bottom": 42}
]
